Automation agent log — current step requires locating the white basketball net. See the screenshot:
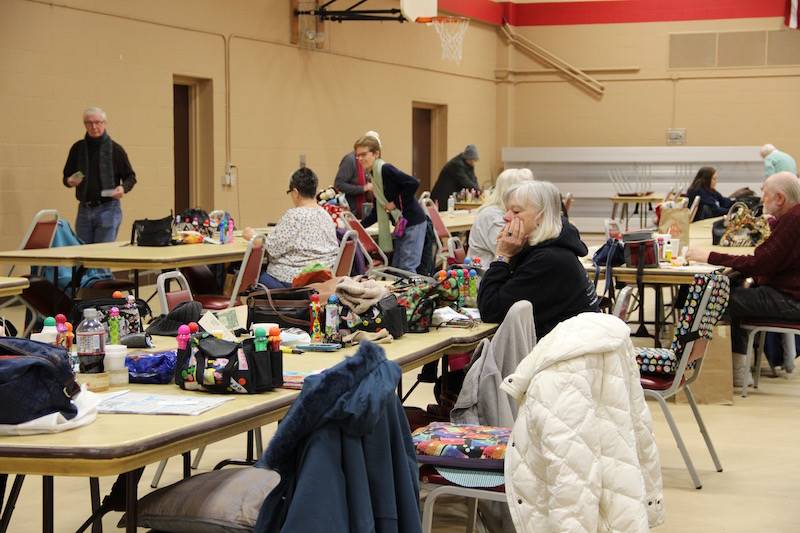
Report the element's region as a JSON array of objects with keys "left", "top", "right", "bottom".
[{"left": 430, "top": 17, "right": 470, "bottom": 64}]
